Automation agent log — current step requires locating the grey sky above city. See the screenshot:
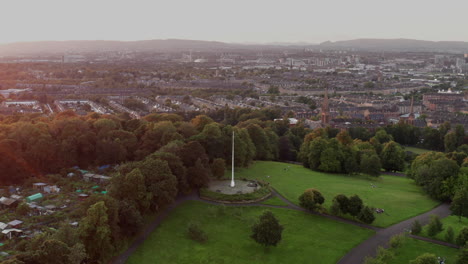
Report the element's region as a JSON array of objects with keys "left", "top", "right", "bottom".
[{"left": 1, "top": 0, "right": 467, "bottom": 44}]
